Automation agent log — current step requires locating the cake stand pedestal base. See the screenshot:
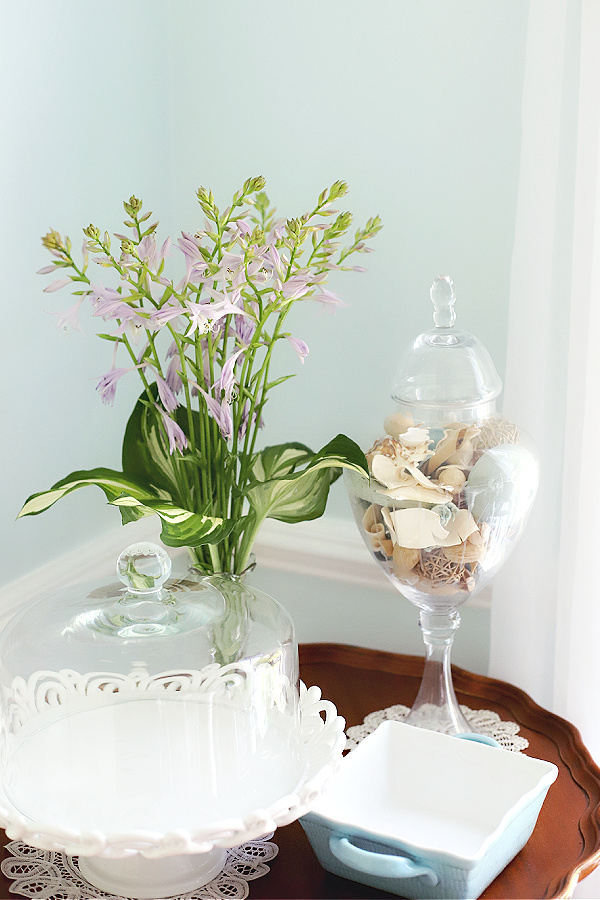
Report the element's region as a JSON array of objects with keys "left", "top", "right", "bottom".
[{"left": 78, "top": 848, "right": 228, "bottom": 899}]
